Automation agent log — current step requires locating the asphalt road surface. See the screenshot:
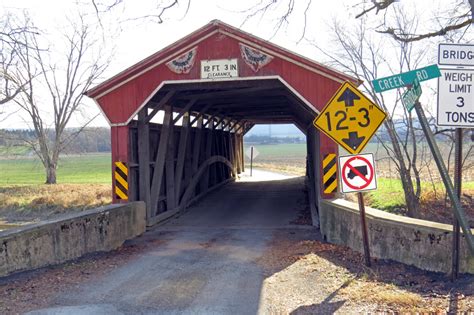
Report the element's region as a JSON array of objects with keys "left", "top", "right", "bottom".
[{"left": 27, "top": 170, "right": 317, "bottom": 315}]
